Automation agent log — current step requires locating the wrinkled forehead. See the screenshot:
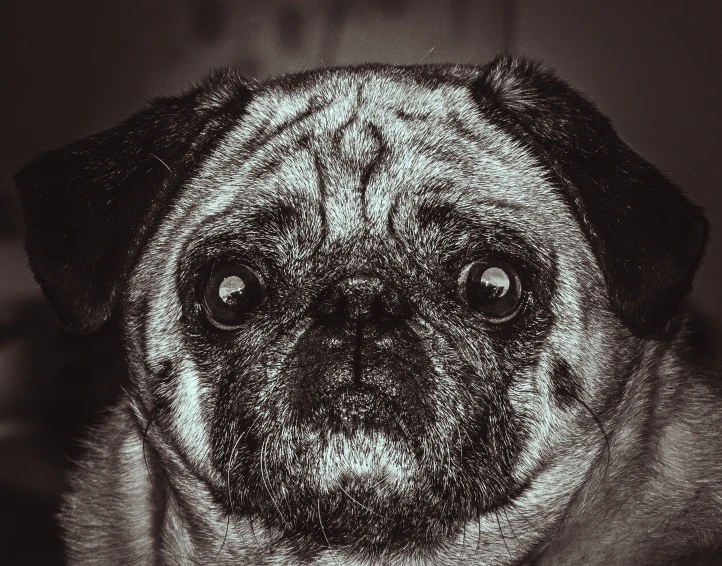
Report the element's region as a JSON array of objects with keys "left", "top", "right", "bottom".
[{"left": 180, "top": 71, "right": 566, "bottom": 246}]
